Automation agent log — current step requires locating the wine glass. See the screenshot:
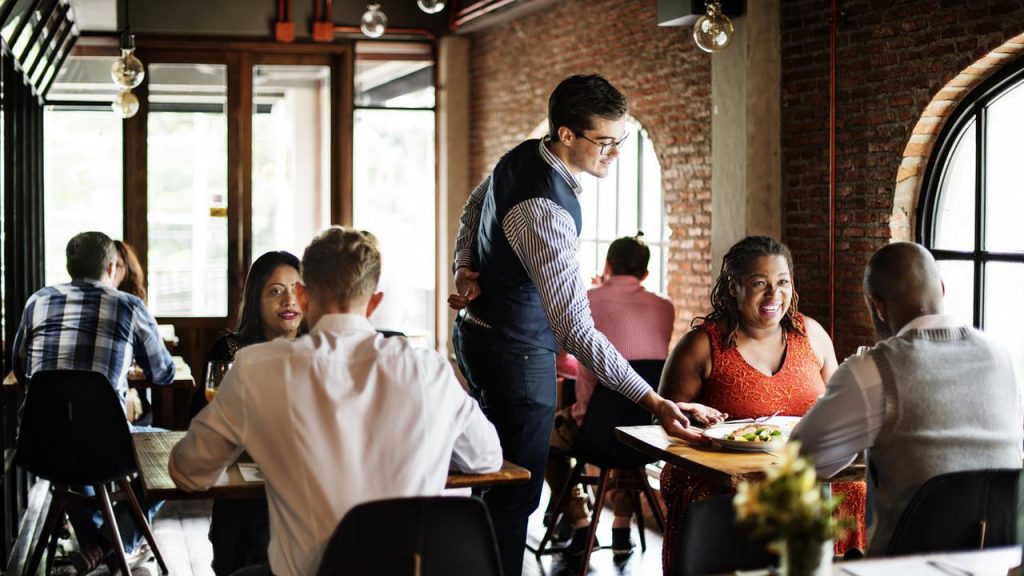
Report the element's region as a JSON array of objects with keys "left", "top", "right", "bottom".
[{"left": 205, "top": 361, "right": 232, "bottom": 403}]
